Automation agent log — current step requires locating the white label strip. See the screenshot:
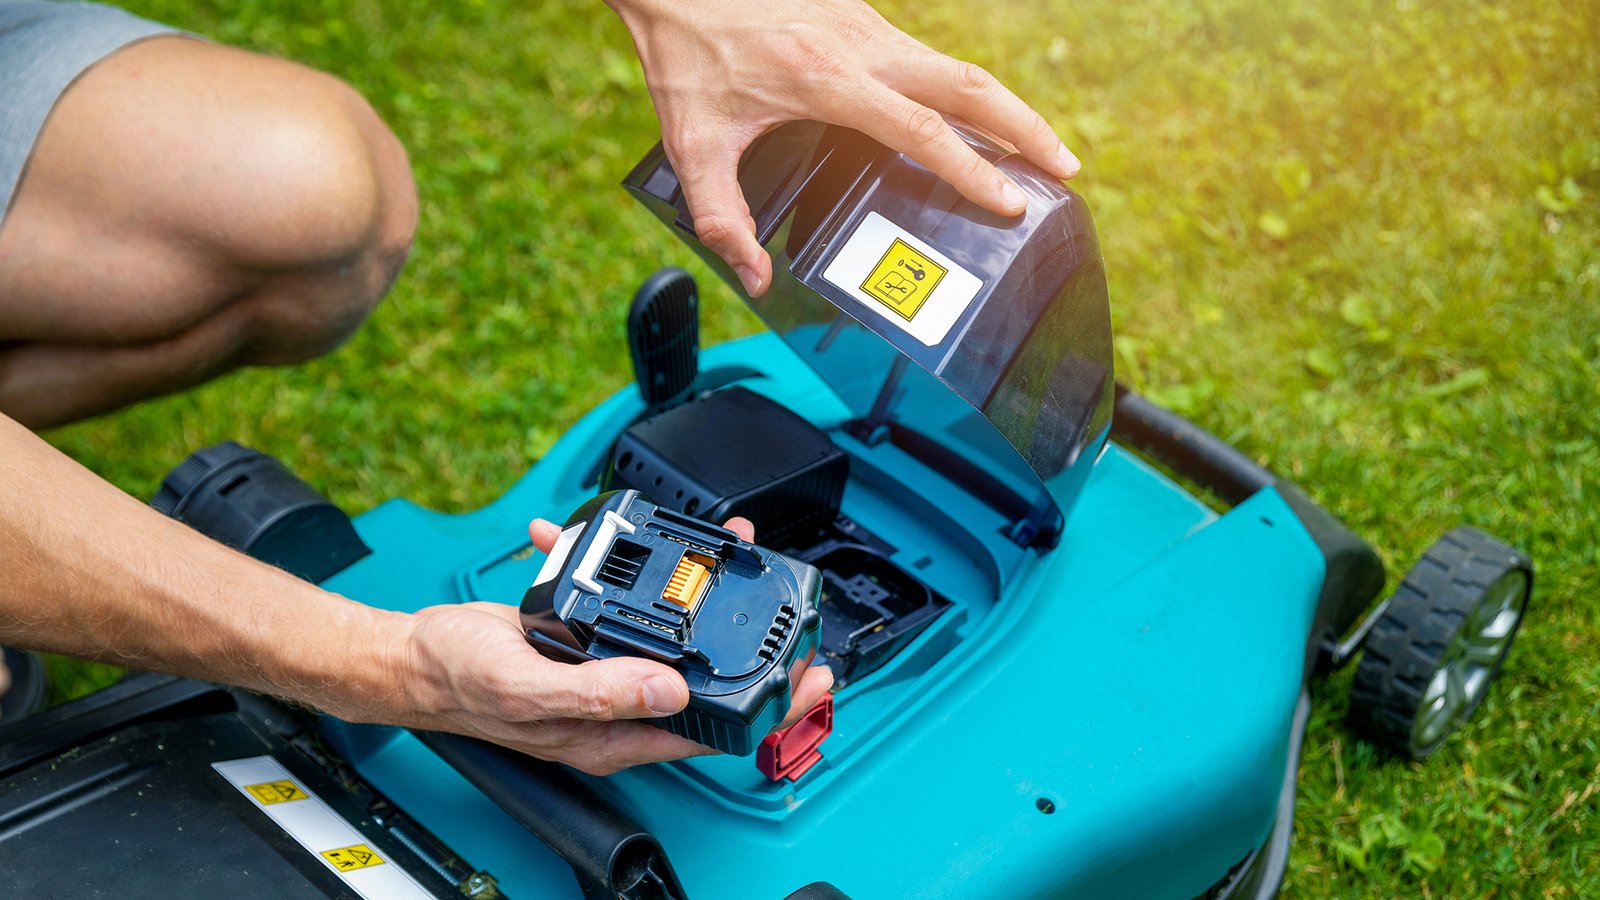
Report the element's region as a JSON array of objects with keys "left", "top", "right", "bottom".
[
  {"left": 213, "top": 756, "right": 432, "bottom": 899},
  {"left": 821, "top": 211, "right": 984, "bottom": 347}
]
